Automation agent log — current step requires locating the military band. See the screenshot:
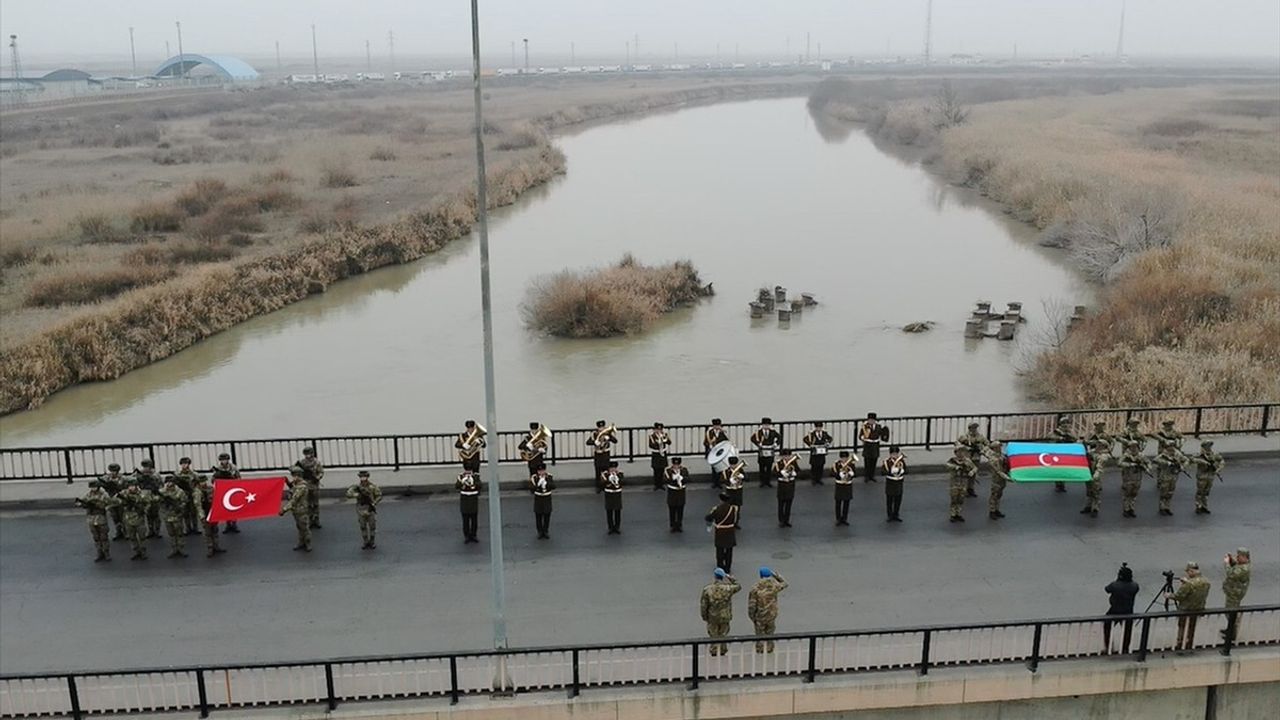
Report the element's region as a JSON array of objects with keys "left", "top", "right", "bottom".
[
  {"left": 832, "top": 450, "right": 856, "bottom": 525},
  {"left": 751, "top": 418, "right": 781, "bottom": 488},
  {"left": 518, "top": 422, "right": 549, "bottom": 477},
  {"left": 803, "top": 421, "right": 832, "bottom": 485},
  {"left": 456, "top": 468, "right": 482, "bottom": 543},
  {"left": 705, "top": 492, "right": 739, "bottom": 573},
  {"left": 704, "top": 418, "right": 729, "bottom": 487},
  {"left": 456, "top": 420, "right": 486, "bottom": 474},
  {"left": 664, "top": 457, "right": 687, "bottom": 531},
  {"left": 587, "top": 420, "right": 618, "bottom": 480},
  {"left": 773, "top": 449, "right": 800, "bottom": 527},
  {"left": 530, "top": 464, "right": 555, "bottom": 539},
  {"left": 648, "top": 422, "right": 672, "bottom": 490},
  {"left": 600, "top": 461, "right": 624, "bottom": 534},
  {"left": 858, "top": 413, "right": 885, "bottom": 483},
  {"left": 722, "top": 456, "right": 747, "bottom": 522},
  {"left": 883, "top": 445, "right": 906, "bottom": 521}
]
